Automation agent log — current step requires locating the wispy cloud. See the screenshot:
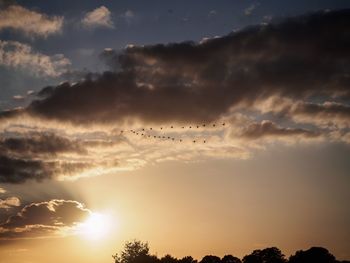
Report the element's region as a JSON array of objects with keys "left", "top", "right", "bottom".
[
  {"left": 208, "top": 10, "right": 218, "bottom": 18},
  {"left": 0, "top": 5, "right": 63, "bottom": 37},
  {"left": 121, "top": 10, "right": 136, "bottom": 25},
  {"left": 0, "top": 40, "right": 71, "bottom": 77},
  {"left": 81, "top": 6, "right": 114, "bottom": 29},
  {"left": 244, "top": 3, "right": 258, "bottom": 16}
]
